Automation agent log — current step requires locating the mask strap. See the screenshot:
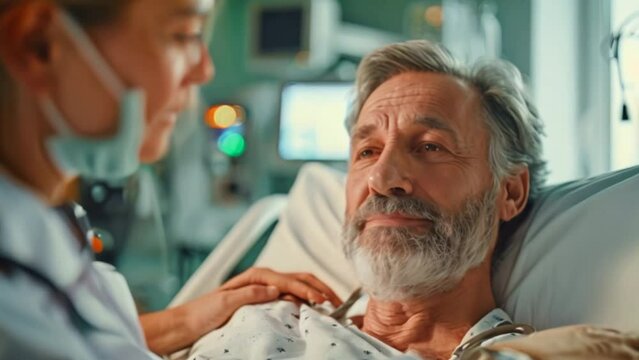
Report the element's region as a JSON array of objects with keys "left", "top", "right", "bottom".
[
  {"left": 57, "top": 11, "right": 125, "bottom": 99},
  {"left": 40, "top": 97, "right": 73, "bottom": 136}
]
